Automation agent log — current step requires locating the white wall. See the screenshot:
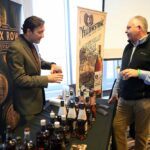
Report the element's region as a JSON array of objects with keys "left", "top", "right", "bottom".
[
  {"left": 10, "top": 0, "right": 150, "bottom": 58},
  {"left": 105, "top": 0, "right": 150, "bottom": 50}
]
